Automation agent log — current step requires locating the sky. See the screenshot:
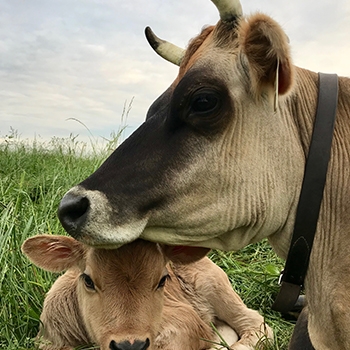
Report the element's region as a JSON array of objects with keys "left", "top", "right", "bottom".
[{"left": 1, "top": 0, "right": 350, "bottom": 143}]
